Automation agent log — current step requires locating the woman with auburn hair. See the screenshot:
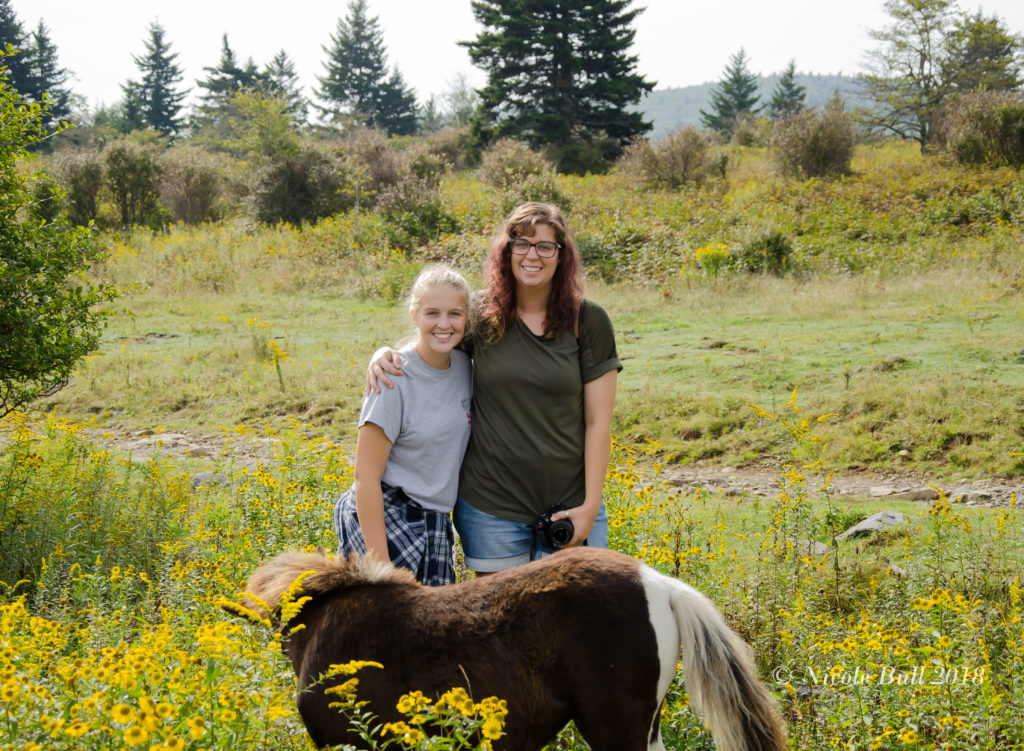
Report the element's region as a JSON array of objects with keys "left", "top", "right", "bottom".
[{"left": 368, "top": 202, "right": 620, "bottom": 575}]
